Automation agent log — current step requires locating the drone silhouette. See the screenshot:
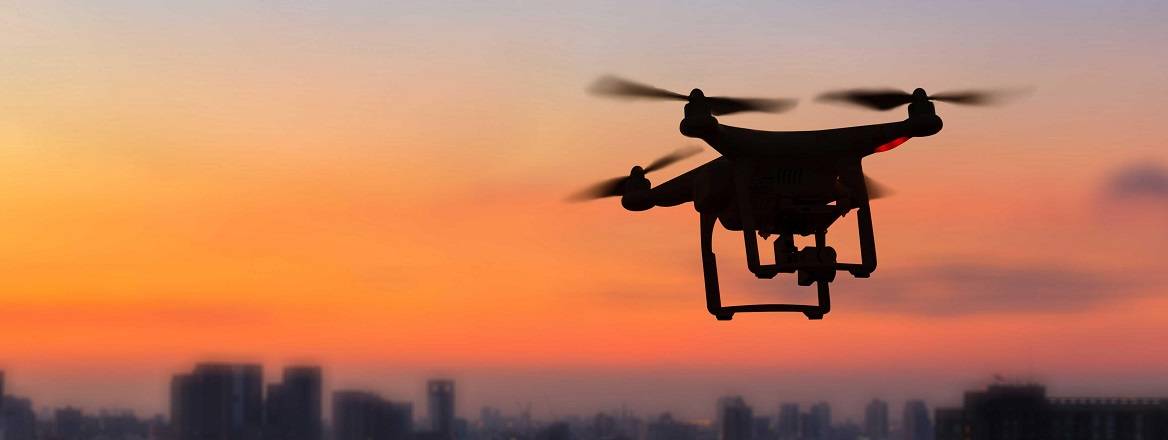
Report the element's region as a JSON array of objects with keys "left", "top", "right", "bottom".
[{"left": 571, "top": 76, "right": 1023, "bottom": 321}]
